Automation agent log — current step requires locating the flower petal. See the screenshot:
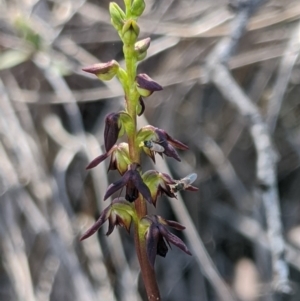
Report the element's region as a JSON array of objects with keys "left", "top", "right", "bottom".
[
  {"left": 131, "top": 171, "right": 152, "bottom": 204},
  {"left": 80, "top": 206, "right": 111, "bottom": 241},
  {"left": 159, "top": 226, "right": 192, "bottom": 256},
  {"left": 107, "top": 213, "right": 117, "bottom": 235},
  {"left": 161, "top": 142, "right": 181, "bottom": 161},
  {"left": 157, "top": 236, "right": 168, "bottom": 258},
  {"left": 146, "top": 224, "right": 160, "bottom": 268},
  {"left": 104, "top": 113, "right": 121, "bottom": 152},
  {"left": 86, "top": 153, "right": 110, "bottom": 170},
  {"left": 104, "top": 177, "right": 127, "bottom": 200},
  {"left": 163, "top": 219, "right": 186, "bottom": 231}
]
